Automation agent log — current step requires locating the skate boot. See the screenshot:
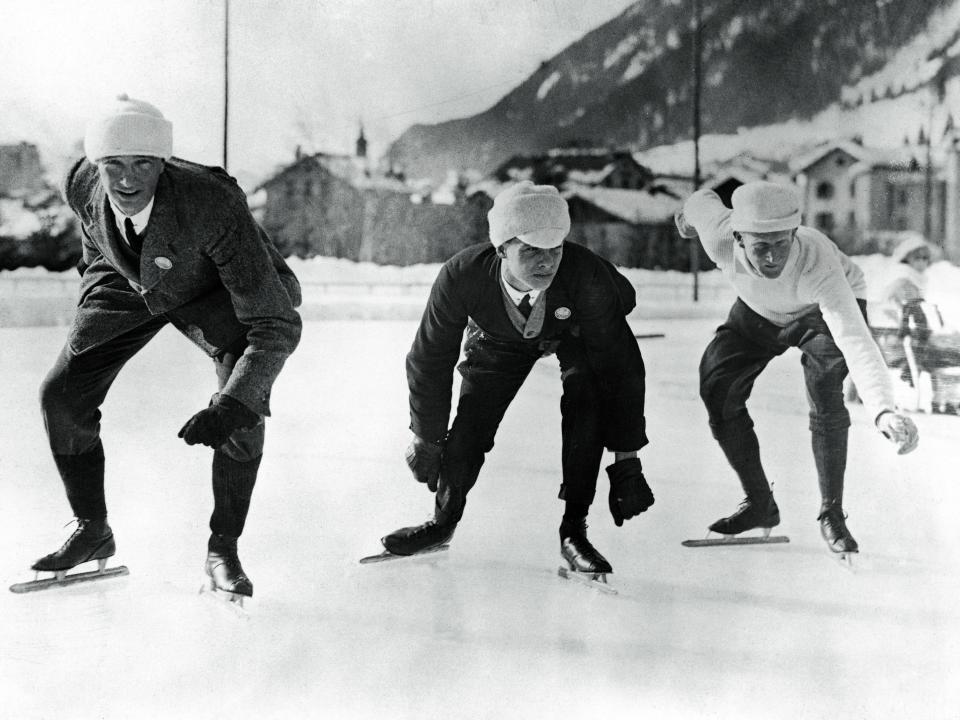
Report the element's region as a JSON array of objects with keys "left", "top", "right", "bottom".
[
  {"left": 708, "top": 495, "right": 780, "bottom": 536},
  {"left": 559, "top": 519, "right": 612, "bottom": 575},
  {"left": 31, "top": 518, "right": 115, "bottom": 572},
  {"left": 381, "top": 520, "right": 455, "bottom": 556},
  {"left": 818, "top": 504, "right": 859, "bottom": 555},
  {"left": 204, "top": 534, "right": 253, "bottom": 598}
]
